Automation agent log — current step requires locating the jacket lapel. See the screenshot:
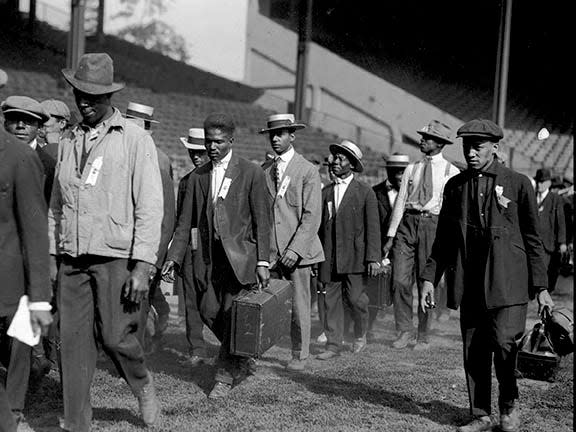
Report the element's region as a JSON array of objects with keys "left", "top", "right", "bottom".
[{"left": 337, "top": 178, "right": 358, "bottom": 213}]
